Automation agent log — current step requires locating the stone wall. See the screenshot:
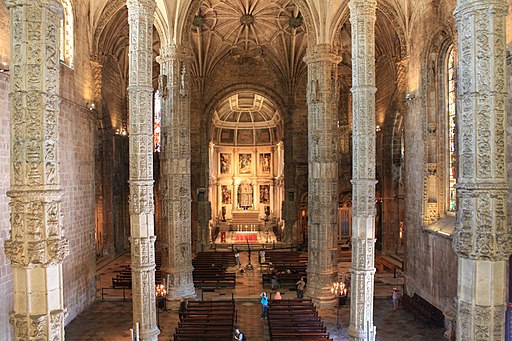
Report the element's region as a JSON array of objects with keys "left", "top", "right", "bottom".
[
  {"left": 0, "top": 3, "right": 13, "bottom": 340},
  {"left": 60, "top": 100, "right": 96, "bottom": 324},
  {"left": 0, "top": 71, "right": 13, "bottom": 341},
  {"left": 59, "top": 0, "right": 97, "bottom": 324},
  {"left": 403, "top": 0, "right": 458, "bottom": 317}
]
